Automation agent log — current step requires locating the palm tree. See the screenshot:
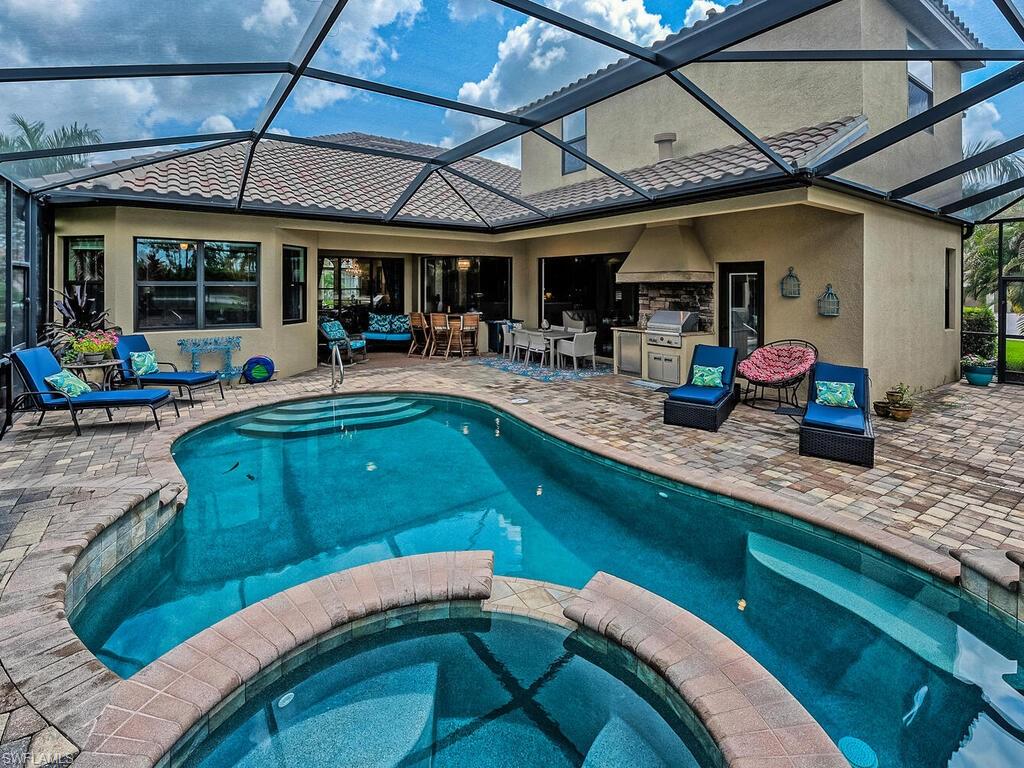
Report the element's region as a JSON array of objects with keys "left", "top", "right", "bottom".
[
  {"left": 0, "top": 114, "right": 102, "bottom": 179},
  {"left": 962, "top": 137, "right": 1024, "bottom": 205}
]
